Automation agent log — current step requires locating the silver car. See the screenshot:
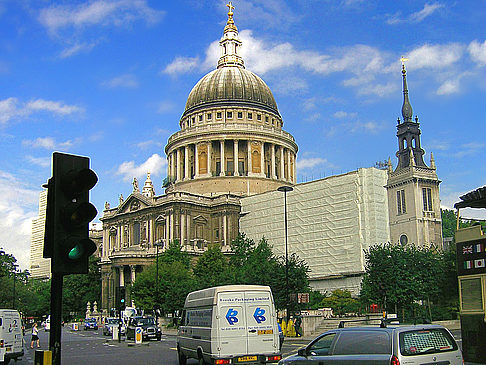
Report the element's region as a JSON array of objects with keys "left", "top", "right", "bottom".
[
  {"left": 102, "top": 317, "right": 125, "bottom": 336},
  {"left": 279, "top": 324, "right": 463, "bottom": 365}
]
